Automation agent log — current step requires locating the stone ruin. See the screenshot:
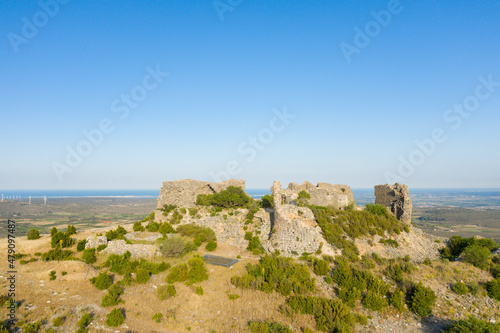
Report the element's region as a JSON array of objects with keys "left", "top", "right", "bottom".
[
  {"left": 276, "top": 181, "right": 356, "bottom": 209},
  {"left": 265, "top": 181, "right": 340, "bottom": 256},
  {"left": 85, "top": 235, "right": 108, "bottom": 249},
  {"left": 154, "top": 179, "right": 245, "bottom": 223},
  {"left": 151, "top": 178, "right": 412, "bottom": 257},
  {"left": 374, "top": 183, "right": 412, "bottom": 224}
]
